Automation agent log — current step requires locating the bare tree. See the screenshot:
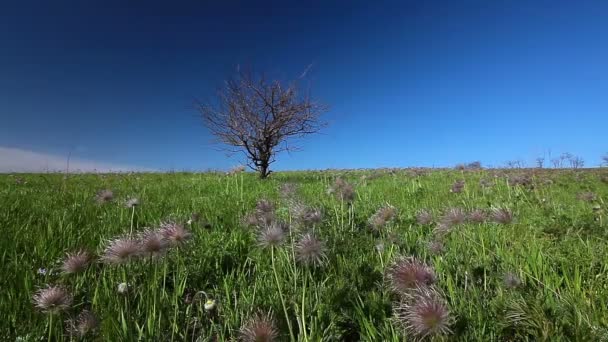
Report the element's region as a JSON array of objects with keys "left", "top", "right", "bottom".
[
  {"left": 569, "top": 155, "right": 584, "bottom": 169},
  {"left": 602, "top": 153, "right": 608, "bottom": 166},
  {"left": 551, "top": 158, "right": 561, "bottom": 168},
  {"left": 535, "top": 157, "right": 545, "bottom": 168},
  {"left": 197, "top": 69, "right": 328, "bottom": 178}
]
